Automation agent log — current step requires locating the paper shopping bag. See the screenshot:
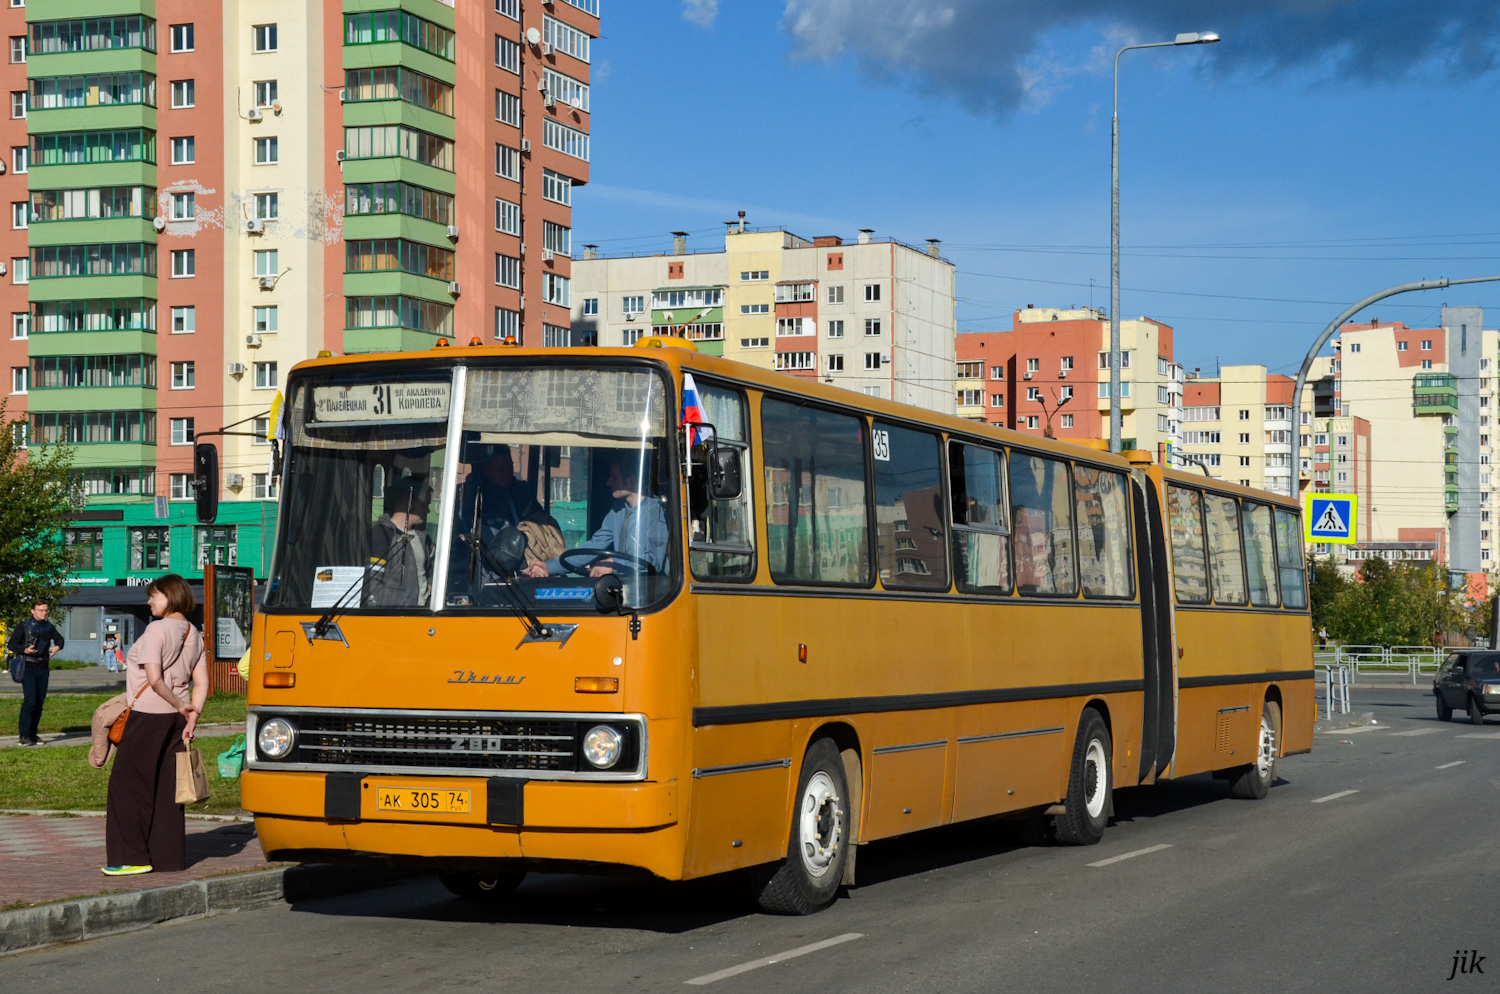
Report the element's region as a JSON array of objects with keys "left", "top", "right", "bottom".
[{"left": 175, "top": 748, "right": 211, "bottom": 804}]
